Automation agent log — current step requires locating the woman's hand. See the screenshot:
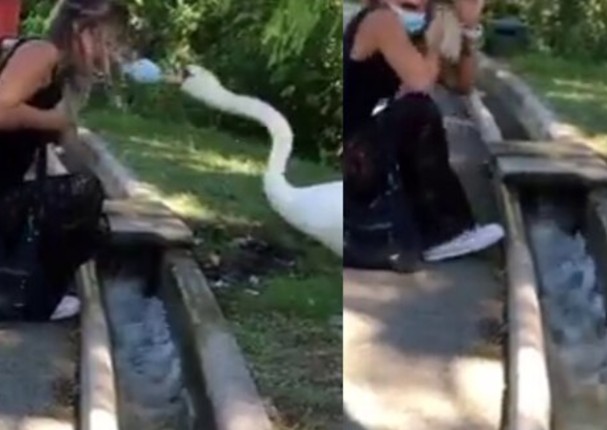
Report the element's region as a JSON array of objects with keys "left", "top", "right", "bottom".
[
  {"left": 454, "top": 0, "right": 484, "bottom": 27},
  {"left": 47, "top": 100, "right": 76, "bottom": 134}
]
